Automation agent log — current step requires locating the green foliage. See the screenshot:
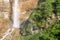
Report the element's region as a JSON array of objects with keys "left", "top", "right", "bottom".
[
  {"left": 21, "top": 0, "right": 60, "bottom": 40},
  {"left": 30, "top": 0, "right": 54, "bottom": 28},
  {"left": 20, "top": 35, "right": 32, "bottom": 40},
  {"left": 21, "top": 20, "right": 60, "bottom": 40},
  {"left": 56, "top": 0, "right": 60, "bottom": 15}
]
